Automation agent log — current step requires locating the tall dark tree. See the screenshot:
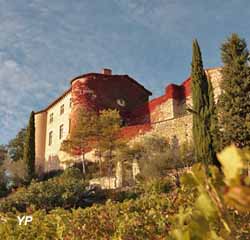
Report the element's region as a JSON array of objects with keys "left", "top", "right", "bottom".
[
  {"left": 0, "top": 145, "right": 7, "bottom": 164},
  {"left": 23, "top": 111, "right": 36, "bottom": 181},
  {"left": 218, "top": 33, "right": 250, "bottom": 149},
  {"left": 8, "top": 128, "right": 27, "bottom": 161},
  {"left": 0, "top": 145, "right": 8, "bottom": 197},
  {"left": 207, "top": 75, "right": 220, "bottom": 154},
  {"left": 191, "top": 39, "right": 217, "bottom": 166}
]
